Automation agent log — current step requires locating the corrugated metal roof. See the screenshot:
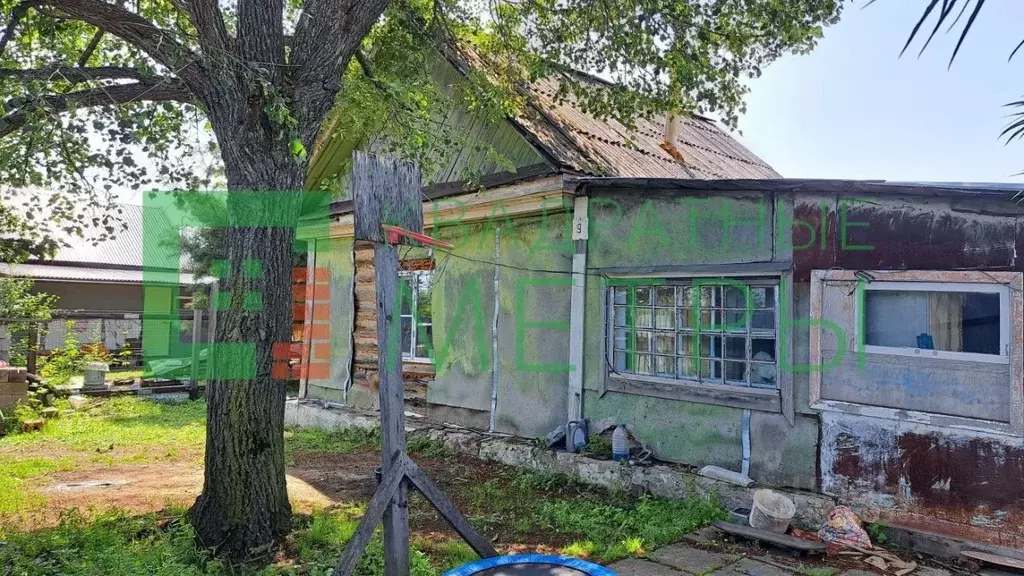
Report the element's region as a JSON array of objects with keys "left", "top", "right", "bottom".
[
  {"left": 1, "top": 263, "right": 191, "bottom": 284},
  {"left": 41, "top": 203, "right": 166, "bottom": 267},
  {"left": 519, "top": 78, "right": 780, "bottom": 180}
]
